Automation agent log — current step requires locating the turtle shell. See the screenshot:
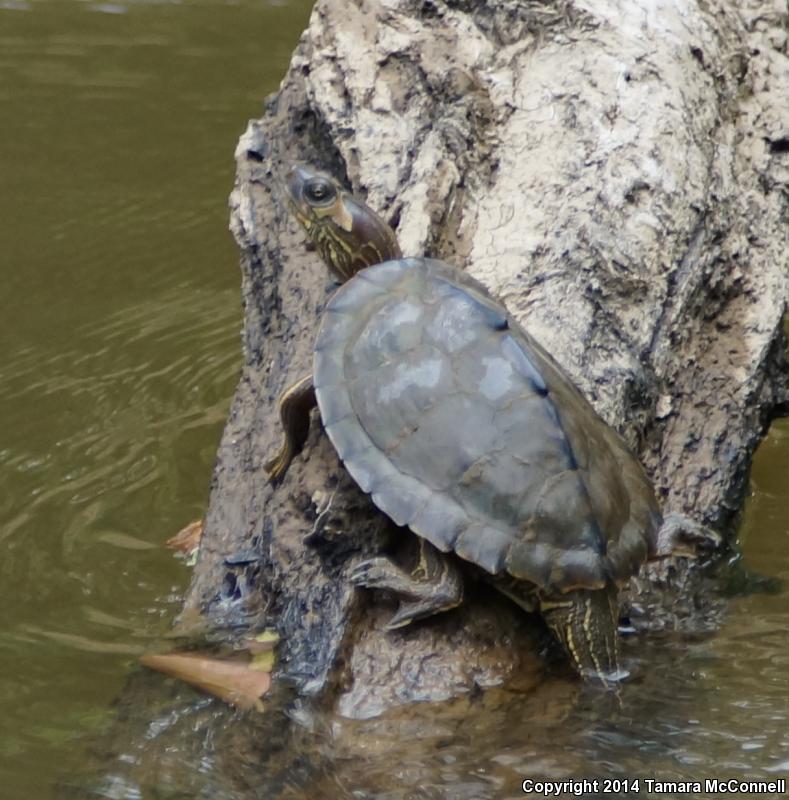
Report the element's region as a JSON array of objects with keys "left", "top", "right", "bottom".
[{"left": 313, "top": 257, "right": 660, "bottom": 593}]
